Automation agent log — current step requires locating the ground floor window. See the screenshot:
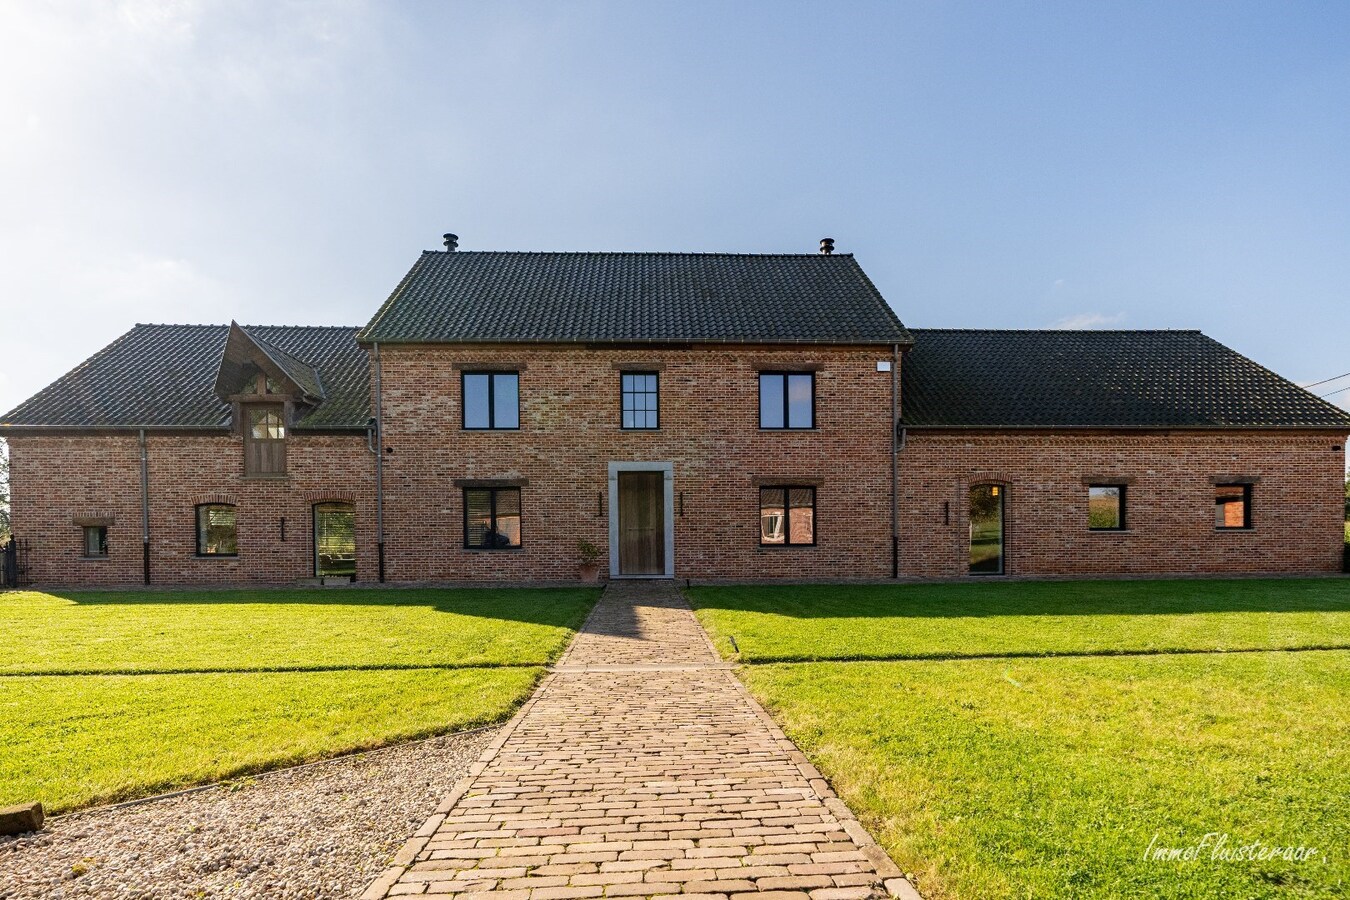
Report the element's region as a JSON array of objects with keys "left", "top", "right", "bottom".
[
  {"left": 1215, "top": 483, "right": 1252, "bottom": 529},
  {"left": 195, "top": 504, "right": 238, "bottom": 556},
  {"left": 1088, "top": 485, "right": 1126, "bottom": 530},
  {"left": 464, "top": 488, "right": 522, "bottom": 549},
  {"left": 760, "top": 486, "right": 815, "bottom": 546},
  {"left": 82, "top": 525, "right": 108, "bottom": 558},
  {"left": 970, "top": 484, "right": 1005, "bottom": 575},
  {"left": 314, "top": 502, "right": 357, "bottom": 577}
]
